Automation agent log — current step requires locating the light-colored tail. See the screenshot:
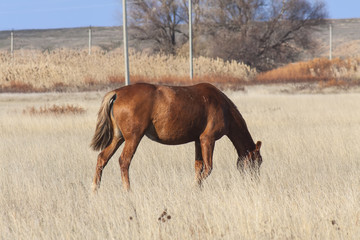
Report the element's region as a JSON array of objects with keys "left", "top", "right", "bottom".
[{"left": 90, "top": 91, "right": 117, "bottom": 151}]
